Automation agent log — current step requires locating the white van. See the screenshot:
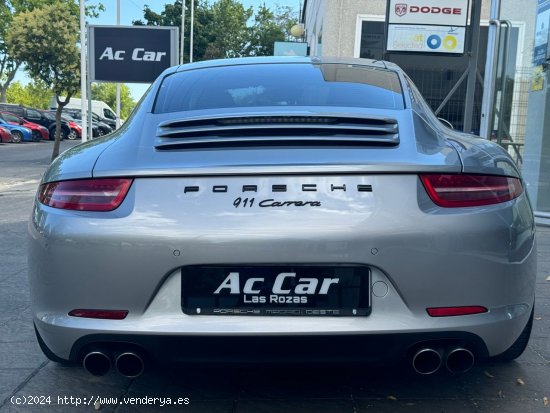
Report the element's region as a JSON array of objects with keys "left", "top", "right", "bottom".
[{"left": 50, "top": 97, "right": 119, "bottom": 128}]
